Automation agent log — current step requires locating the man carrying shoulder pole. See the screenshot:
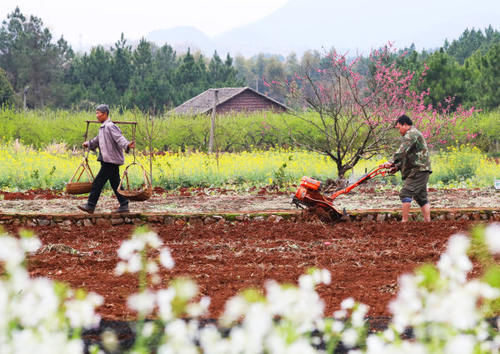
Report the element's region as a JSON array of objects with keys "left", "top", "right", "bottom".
[
  {"left": 78, "top": 104, "right": 135, "bottom": 214},
  {"left": 380, "top": 114, "right": 432, "bottom": 222}
]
